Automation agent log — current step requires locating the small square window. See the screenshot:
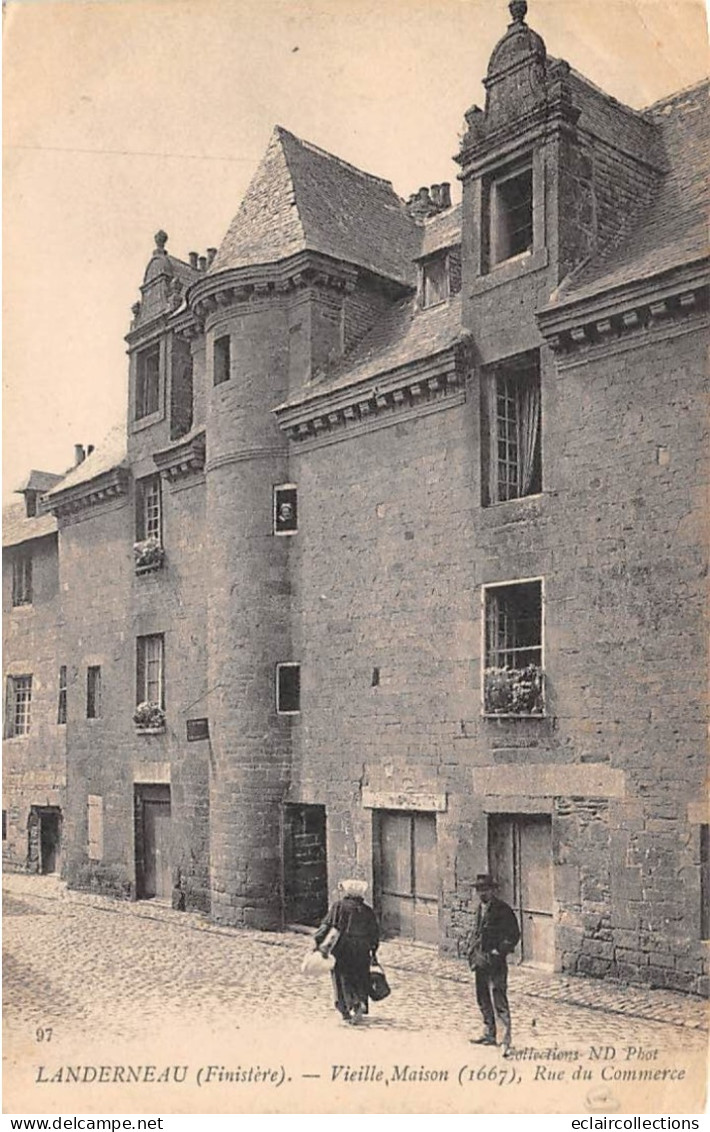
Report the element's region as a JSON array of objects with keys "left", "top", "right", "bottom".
[
  {"left": 421, "top": 255, "right": 449, "bottom": 308},
  {"left": 487, "top": 163, "right": 533, "bottom": 270},
  {"left": 214, "top": 335, "right": 231, "bottom": 385},
  {"left": 276, "top": 663, "right": 300, "bottom": 715},
  {"left": 483, "top": 580, "right": 544, "bottom": 716},
  {"left": 57, "top": 666, "right": 67, "bottom": 725},
  {"left": 274, "top": 485, "right": 298, "bottom": 535},
  {"left": 12, "top": 552, "right": 32, "bottom": 607},
  {"left": 87, "top": 666, "right": 102, "bottom": 719},
  {"left": 135, "top": 345, "right": 161, "bottom": 420}
]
